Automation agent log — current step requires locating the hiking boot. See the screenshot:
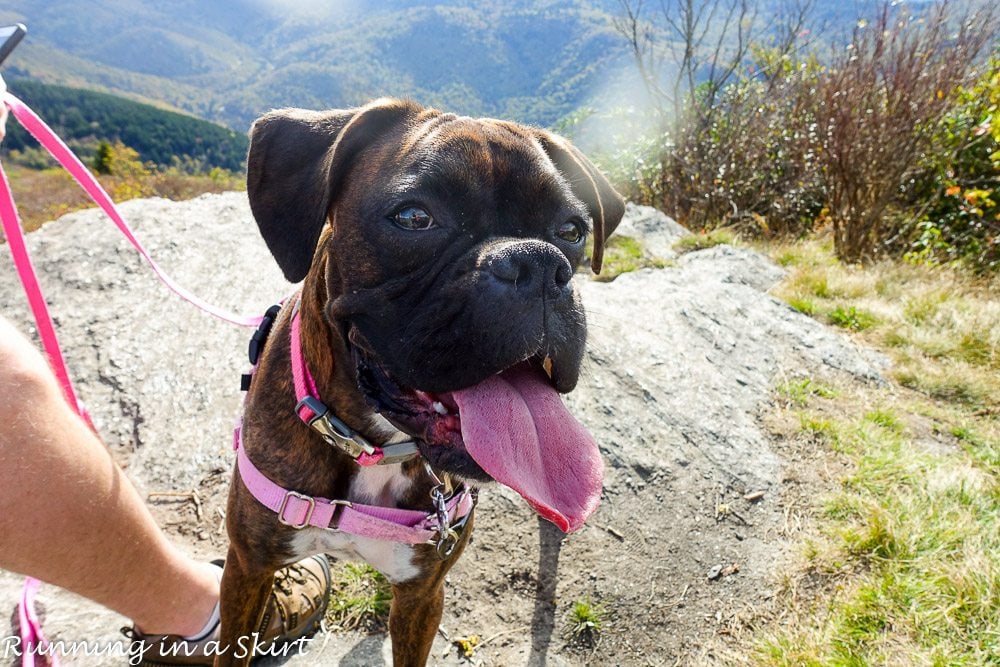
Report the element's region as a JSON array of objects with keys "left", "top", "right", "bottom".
[{"left": 125, "top": 554, "right": 331, "bottom": 666}]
